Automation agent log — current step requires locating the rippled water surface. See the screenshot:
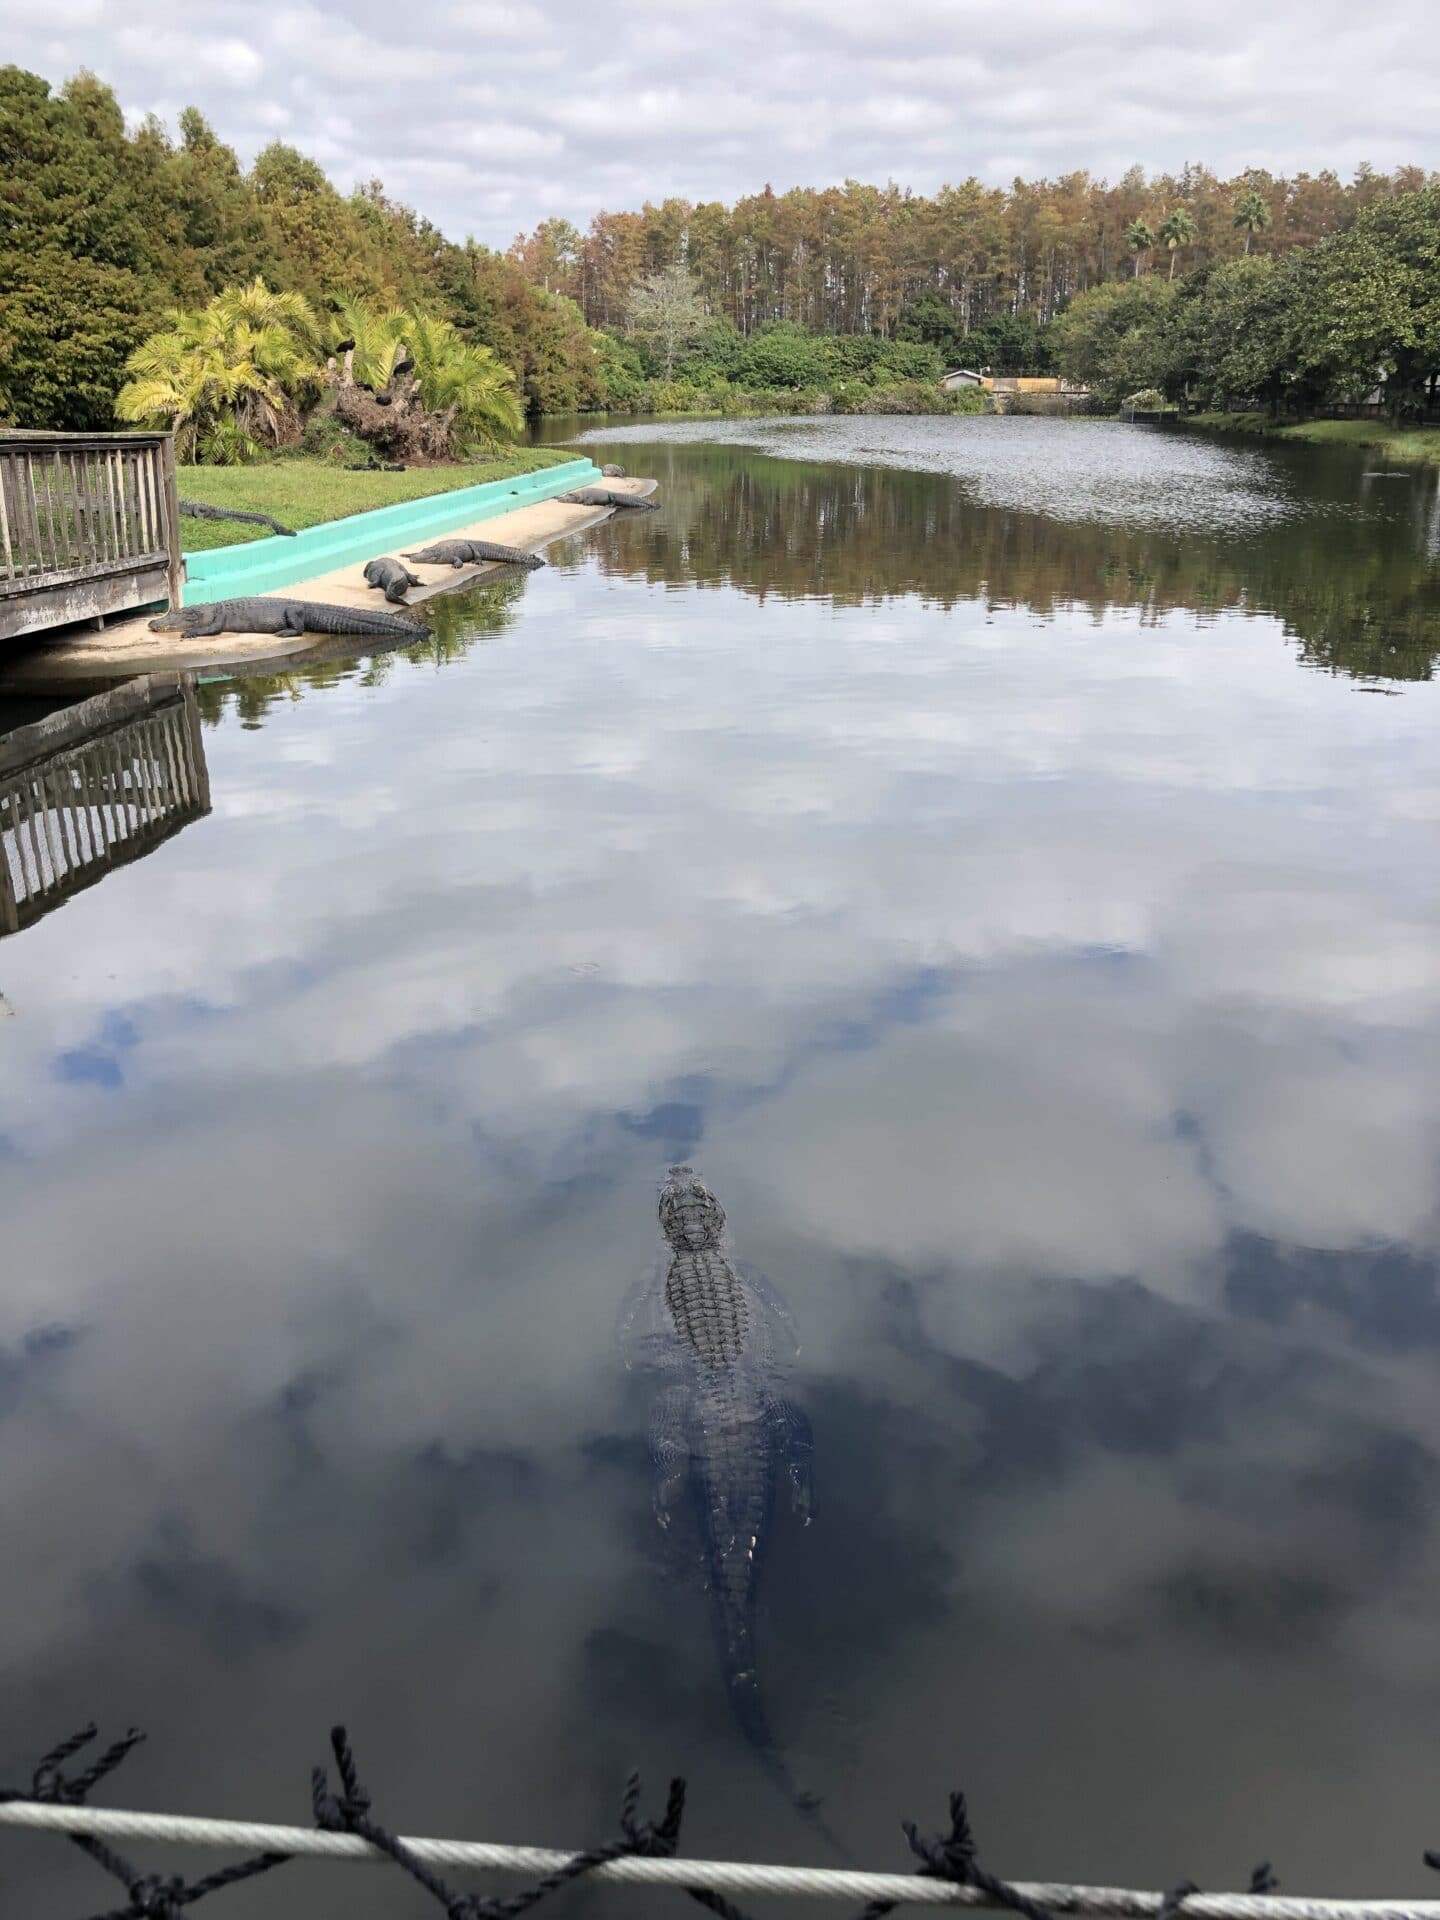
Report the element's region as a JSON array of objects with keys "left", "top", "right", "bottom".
[{"left": 3, "top": 421, "right": 1440, "bottom": 1914}]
